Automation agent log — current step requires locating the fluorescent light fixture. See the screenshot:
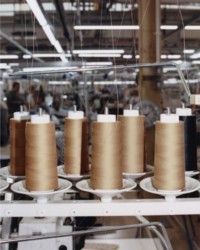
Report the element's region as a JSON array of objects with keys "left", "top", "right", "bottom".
[
  {"left": 78, "top": 53, "right": 121, "bottom": 58},
  {"left": 160, "top": 25, "right": 178, "bottom": 30},
  {"left": 73, "top": 49, "right": 124, "bottom": 54},
  {"left": 48, "top": 81, "right": 70, "bottom": 85},
  {"left": 9, "top": 63, "right": 19, "bottom": 67},
  {"left": 161, "top": 4, "right": 200, "bottom": 10},
  {"left": 74, "top": 25, "right": 139, "bottom": 30},
  {"left": 93, "top": 80, "right": 135, "bottom": 85},
  {"left": 183, "top": 49, "right": 195, "bottom": 54},
  {"left": 23, "top": 53, "right": 71, "bottom": 58},
  {"left": 59, "top": 54, "right": 68, "bottom": 63},
  {"left": 23, "top": 55, "right": 32, "bottom": 59},
  {"left": 0, "top": 63, "right": 11, "bottom": 69},
  {"left": 26, "top": 0, "right": 47, "bottom": 26},
  {"left": 185, "top": 25, "right": 200, "bottom": 30},
  {"left": 0, "top": 55, "right": 19, "bottom": 59},
  {"left": 163, "top": 78, "right": 178, "bottom": 84},
  {"left": 161, "top": 55, "right": 181, "bottom": 59},
  {"left": 135, "top": 55, "right": 140, "bottom": 59},
  {"left": 85, "top": 62, "right": 113, "bottom": 66},
  {"left": 42, "top": 25, "right": 57, "bottom": 45},
  {"left": 192, "top": 60, "right": 200, "bottom": 64},
  {"left": 54, "top": 40, "right": 64, "bottom": 53},
  {"left": 0, "top": 12, "right": 14, "bottom": 16},
  {"left": 123, "top": 55, "right": 133, "bottom": 59},
  {"left": 190, "top": 52, "right": 200, "bottom": 59}
]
